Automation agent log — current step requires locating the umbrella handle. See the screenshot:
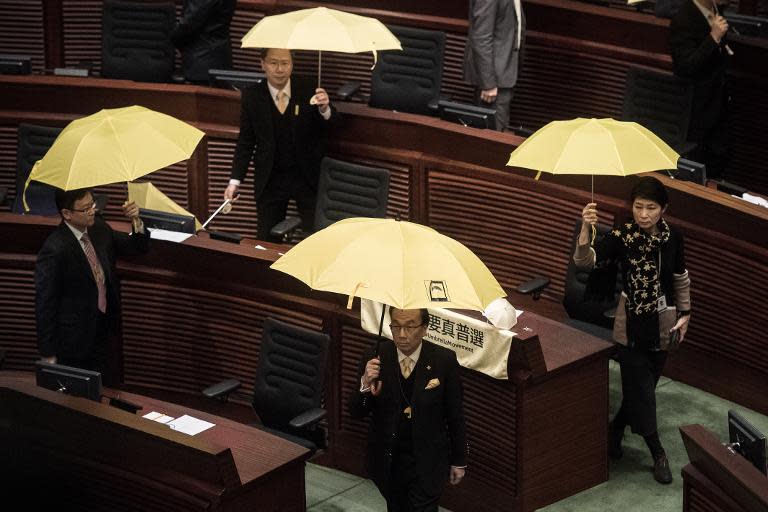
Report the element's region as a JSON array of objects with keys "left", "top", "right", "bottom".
[{"left": 22, "top": 172, "right": 33, "bottom": 212}]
